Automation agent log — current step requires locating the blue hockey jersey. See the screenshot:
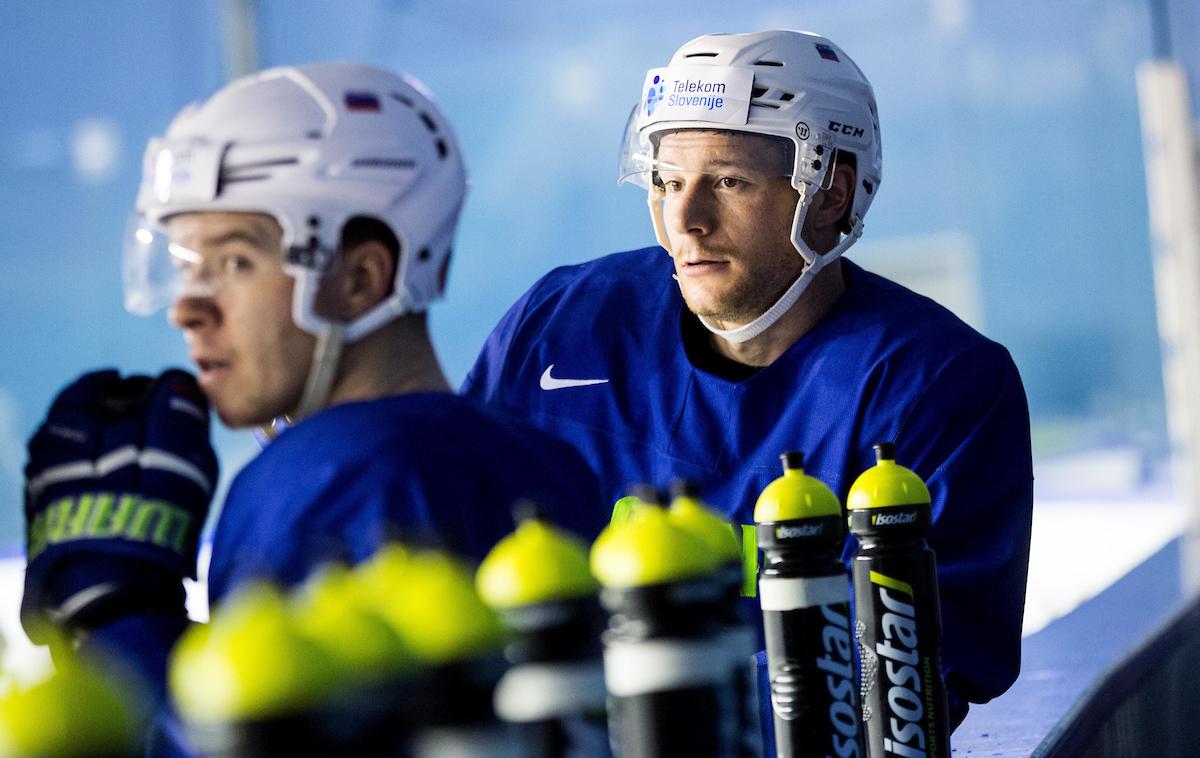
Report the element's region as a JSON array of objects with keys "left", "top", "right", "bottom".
[
  {"left": 89, "top": 391, "right": 608, "bottom": 757},
  {"left": 464, "top": 247, "right": 1034, "bottom": 729},
  {"left": 207, "top": 392, "right": 608, "bottom": 602}
]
